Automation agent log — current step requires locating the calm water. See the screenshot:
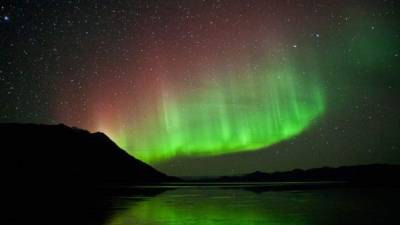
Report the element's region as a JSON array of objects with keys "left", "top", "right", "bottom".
[{"left": 102, "top": 184, "right": 399, "bottom": 225}]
